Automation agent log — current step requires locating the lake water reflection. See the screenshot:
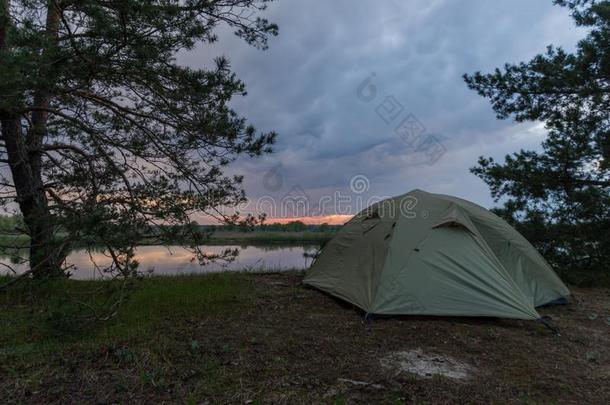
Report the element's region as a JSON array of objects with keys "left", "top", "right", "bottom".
[{"left": 0, "top": 244, "right": 319, "bottom": 279}]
